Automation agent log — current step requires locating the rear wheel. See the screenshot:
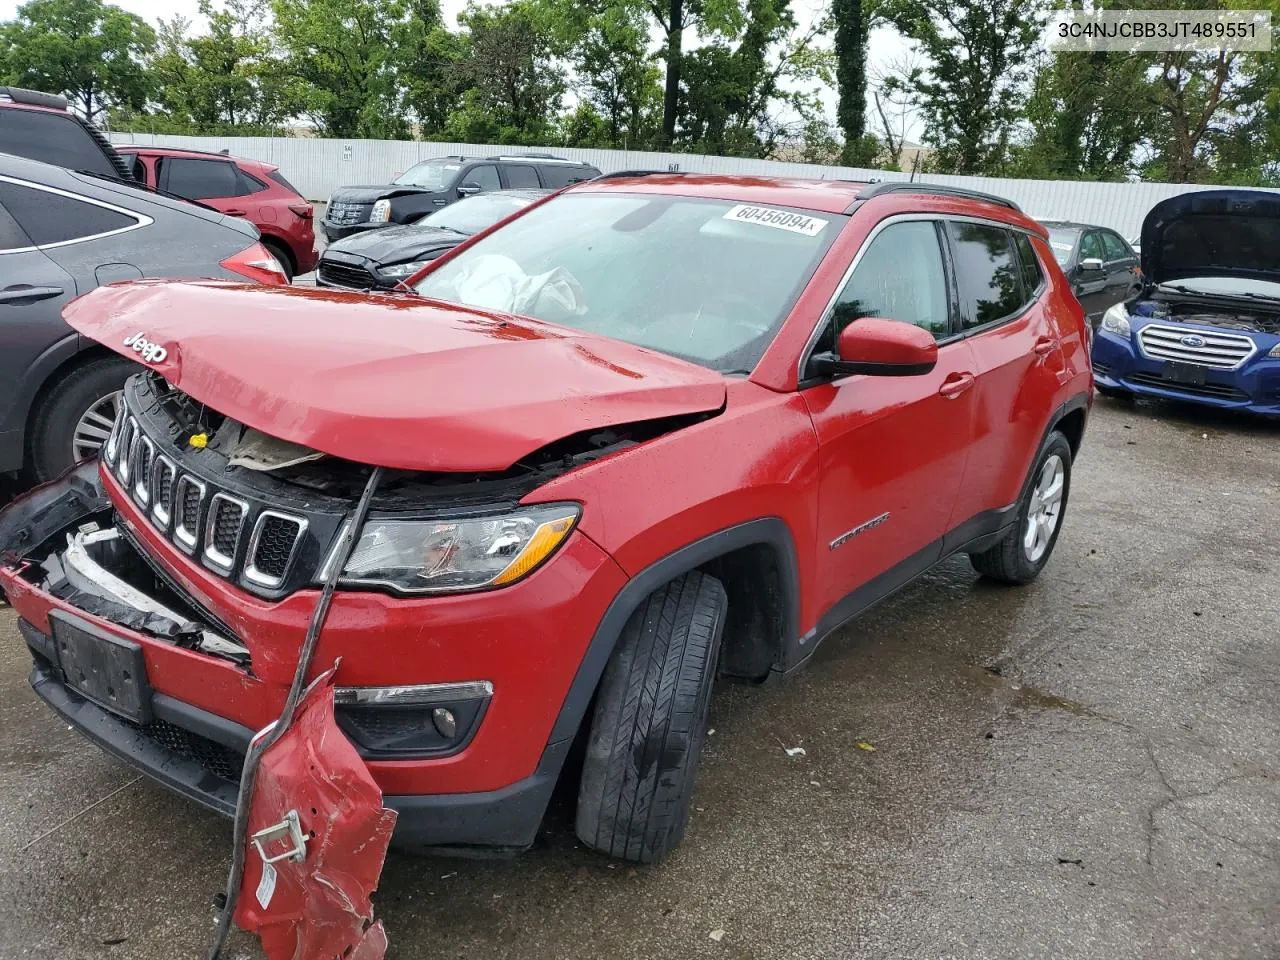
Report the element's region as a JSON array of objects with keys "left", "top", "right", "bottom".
[
  {"left": 28, "top": 356, "right": 134, "bottom": 482},
  {"left": 261, "top": 239, "right": 295, "bottom": 281},
  {"left": 969, "top": 431, "right": 1073, "bottom": 585},
  {"left": 575, "top": 570, "right": 727, "bottom": 863}
]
